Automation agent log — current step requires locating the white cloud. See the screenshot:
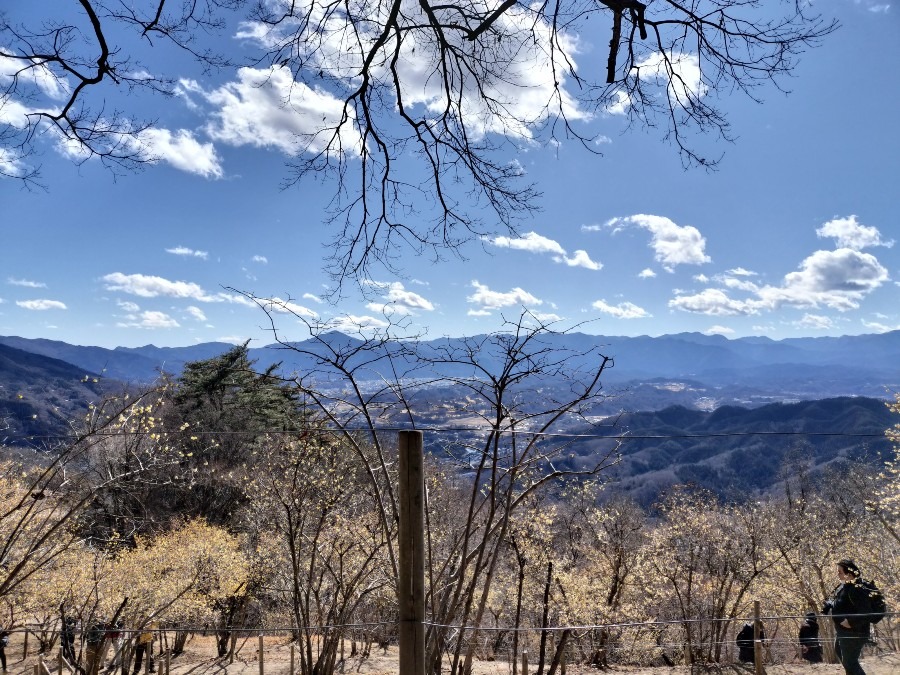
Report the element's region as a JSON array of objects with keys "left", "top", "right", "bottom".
[
  {"left": 796, "top": 314, "right": 834, "bottom": 330},
  {"left": 193, "top": 66, "right": 363, "bottom": 156},
  {"left": 669, "top": 288, "right": 758, "bottom": 316},
  {"left": 16, "top": 299, "right": 67, "bottom": 310},
  {"left": 0, "top": 147, "right": 29, "bottom": 176},
  {"left": 489, "top": 232, "right": 601, "bottom": 270},
  {"left": 727, "top": 267, "right": 757, "bottom": 277},
  {"left": 670, "top": 247, "right": 890, "bottom": 318},
  {"left": 756, "top": 248, "right": 889, "bottom": 311},
  {"left": 862, "top": 319, "right": 900, "bottom": 332},
  {"left": 116, "top": 299, "right": 140, "bottom": 312},
  {"left": 366, "top": 282, "right": 434, "bottom": 315},
  {"left": 101, "top": 272, "right": 255, "bottom": 305},
  {"left": 138, "top": 128, "right": 223, "bottom": 178},
  {"left": 7, "top": 277, "right": 46, "bottom": 288},
  {"left": 816, "top": 215, "right": 893, "bottom": 250},
  {"left": 166, "top": 246, "right": 209, "bottom": 259},
  {"left": 605, "top": 89, "right": 631, "bottom": 116},
  {"left": 103, "top": 273, "right": 209, "bottom": 299},
  {"left": 0, "top": 52, "right": 70, "bottom": 100},
  {"left": 720, "top": 275, "right": 760, "bottom": 292},
  {"left": 592, "top": 299, "right": 651, "bottom": 319},
  {"left": 603, "top": 214, "right": 711, "bottom": 270},
  {"left": 235, "top": 1, "right": 588, "bottom": 145},
  {"left": 704, "top": 325, "right": 734, "bottom": 336},
  {"left": 555, "top": 250, "right": 602, "bottom": 270},
  {"left": 638, "top": 268, "right": 656, "bottom": 279},
  {"left": 117, "top": 310, "right": 180, "bottom": 329},
  {"left": 303, "top": 293, "right": 323, "bottom": 303},
  {"left": 633, "top": 51, "right": 707, "bottom": 108},
  {"left": 693, "top": 274, "right": 709, "bottom": 283},
  {"left": 185, "top": 306, "right": 207, "bottom": 321},
  {"left": 489, "top": 232, "right": 566, "bottom": 255},
  {"left": 217, "top": 335, "right": 251, "bottom": 345},
  {"left": 325, "top": 314, "right": 390, "bottom": 332},
  {"left": 252, "top": 255, "right": 268, "bottom": 264},
  {"left": 608, "top": 50, "right": 707, "bottom": 116},
  {"left": 256, "top": 297, "right": 319, "bottom": 319},
  {"left": 467, "top": 281, "right": 541, "bottom": 311},
  {"left": 529, "top": 311, "right": 562, "bottom": 323},
  {"left": 467, "top": 308, "right": 493, "bottom": 317}
]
